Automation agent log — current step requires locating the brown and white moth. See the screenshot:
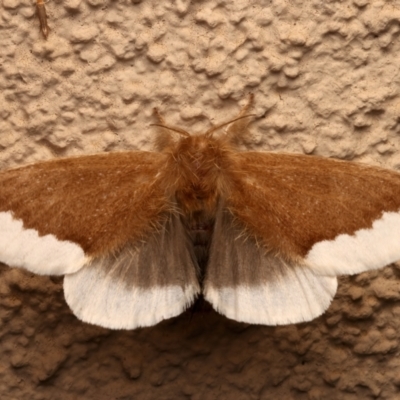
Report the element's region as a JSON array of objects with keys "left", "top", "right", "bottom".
[{"left": 1, "top": 95, "right": 400, "bottom": 330}]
